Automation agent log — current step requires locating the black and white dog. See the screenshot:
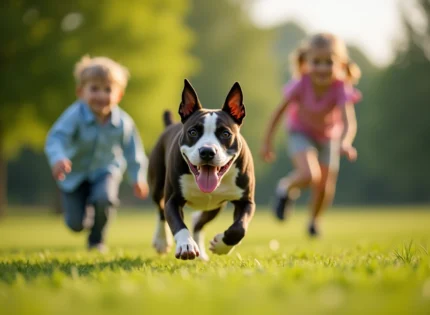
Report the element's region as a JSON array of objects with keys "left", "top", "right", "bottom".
[{"left": 148, "top": 80, "right": 255, "bottom": 260}]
